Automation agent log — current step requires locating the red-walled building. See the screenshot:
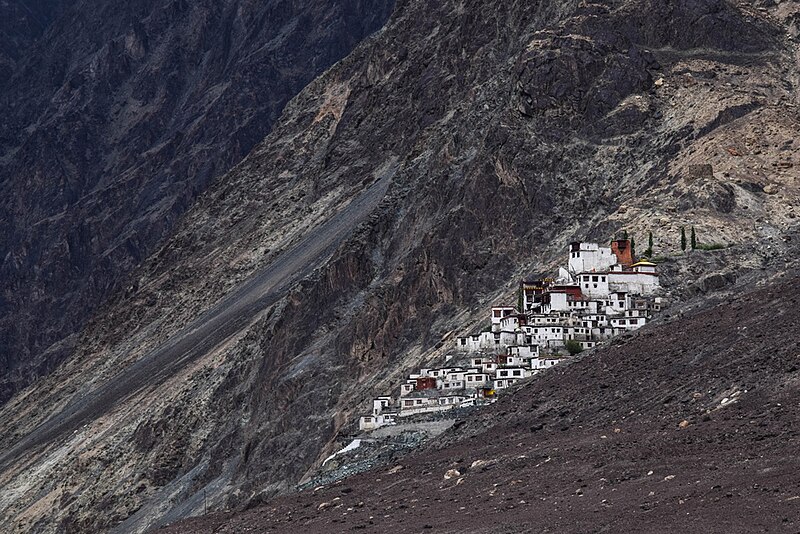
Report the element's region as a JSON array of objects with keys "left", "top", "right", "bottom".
[
  {"left": 415, "top": 376, "right": 437, "bottom": 390},
  {"left": 611, "top": 239, "right": 634, "bottom": 266}
]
